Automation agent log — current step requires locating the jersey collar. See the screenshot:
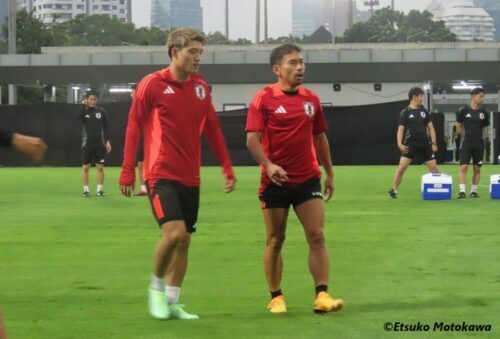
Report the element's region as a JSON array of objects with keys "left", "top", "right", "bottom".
[{"left": 270, "top": 82, "right": 307, "bottom": 97}]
